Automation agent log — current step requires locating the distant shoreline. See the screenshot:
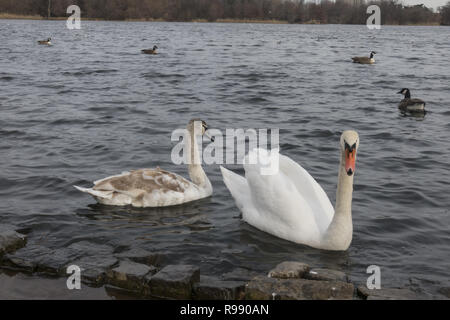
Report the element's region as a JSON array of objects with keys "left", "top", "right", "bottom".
[
  {"left": 0, "top": 13, "right": 287, "bottom": 23},
  {"left": 0, "top": 13, "right": 443, "bottom": 26}
]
